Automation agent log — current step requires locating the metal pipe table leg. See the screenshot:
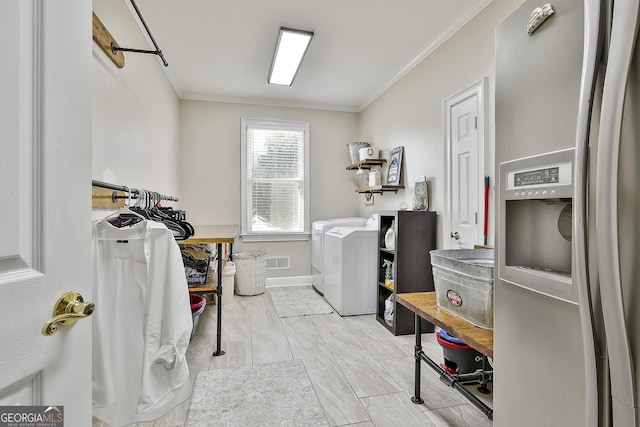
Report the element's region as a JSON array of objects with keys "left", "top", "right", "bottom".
[
  {"left": 212, "top": 242, "right": 225, "bottom": 356},
  {"left": 411, "top": 314, "right": 425, "bottom": 404},
  {"left": 477, "top": 355, "right": 491, "bottom": 394},
  {"left": 418, "top": 347, "right": 494, "bottom": 421}
]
